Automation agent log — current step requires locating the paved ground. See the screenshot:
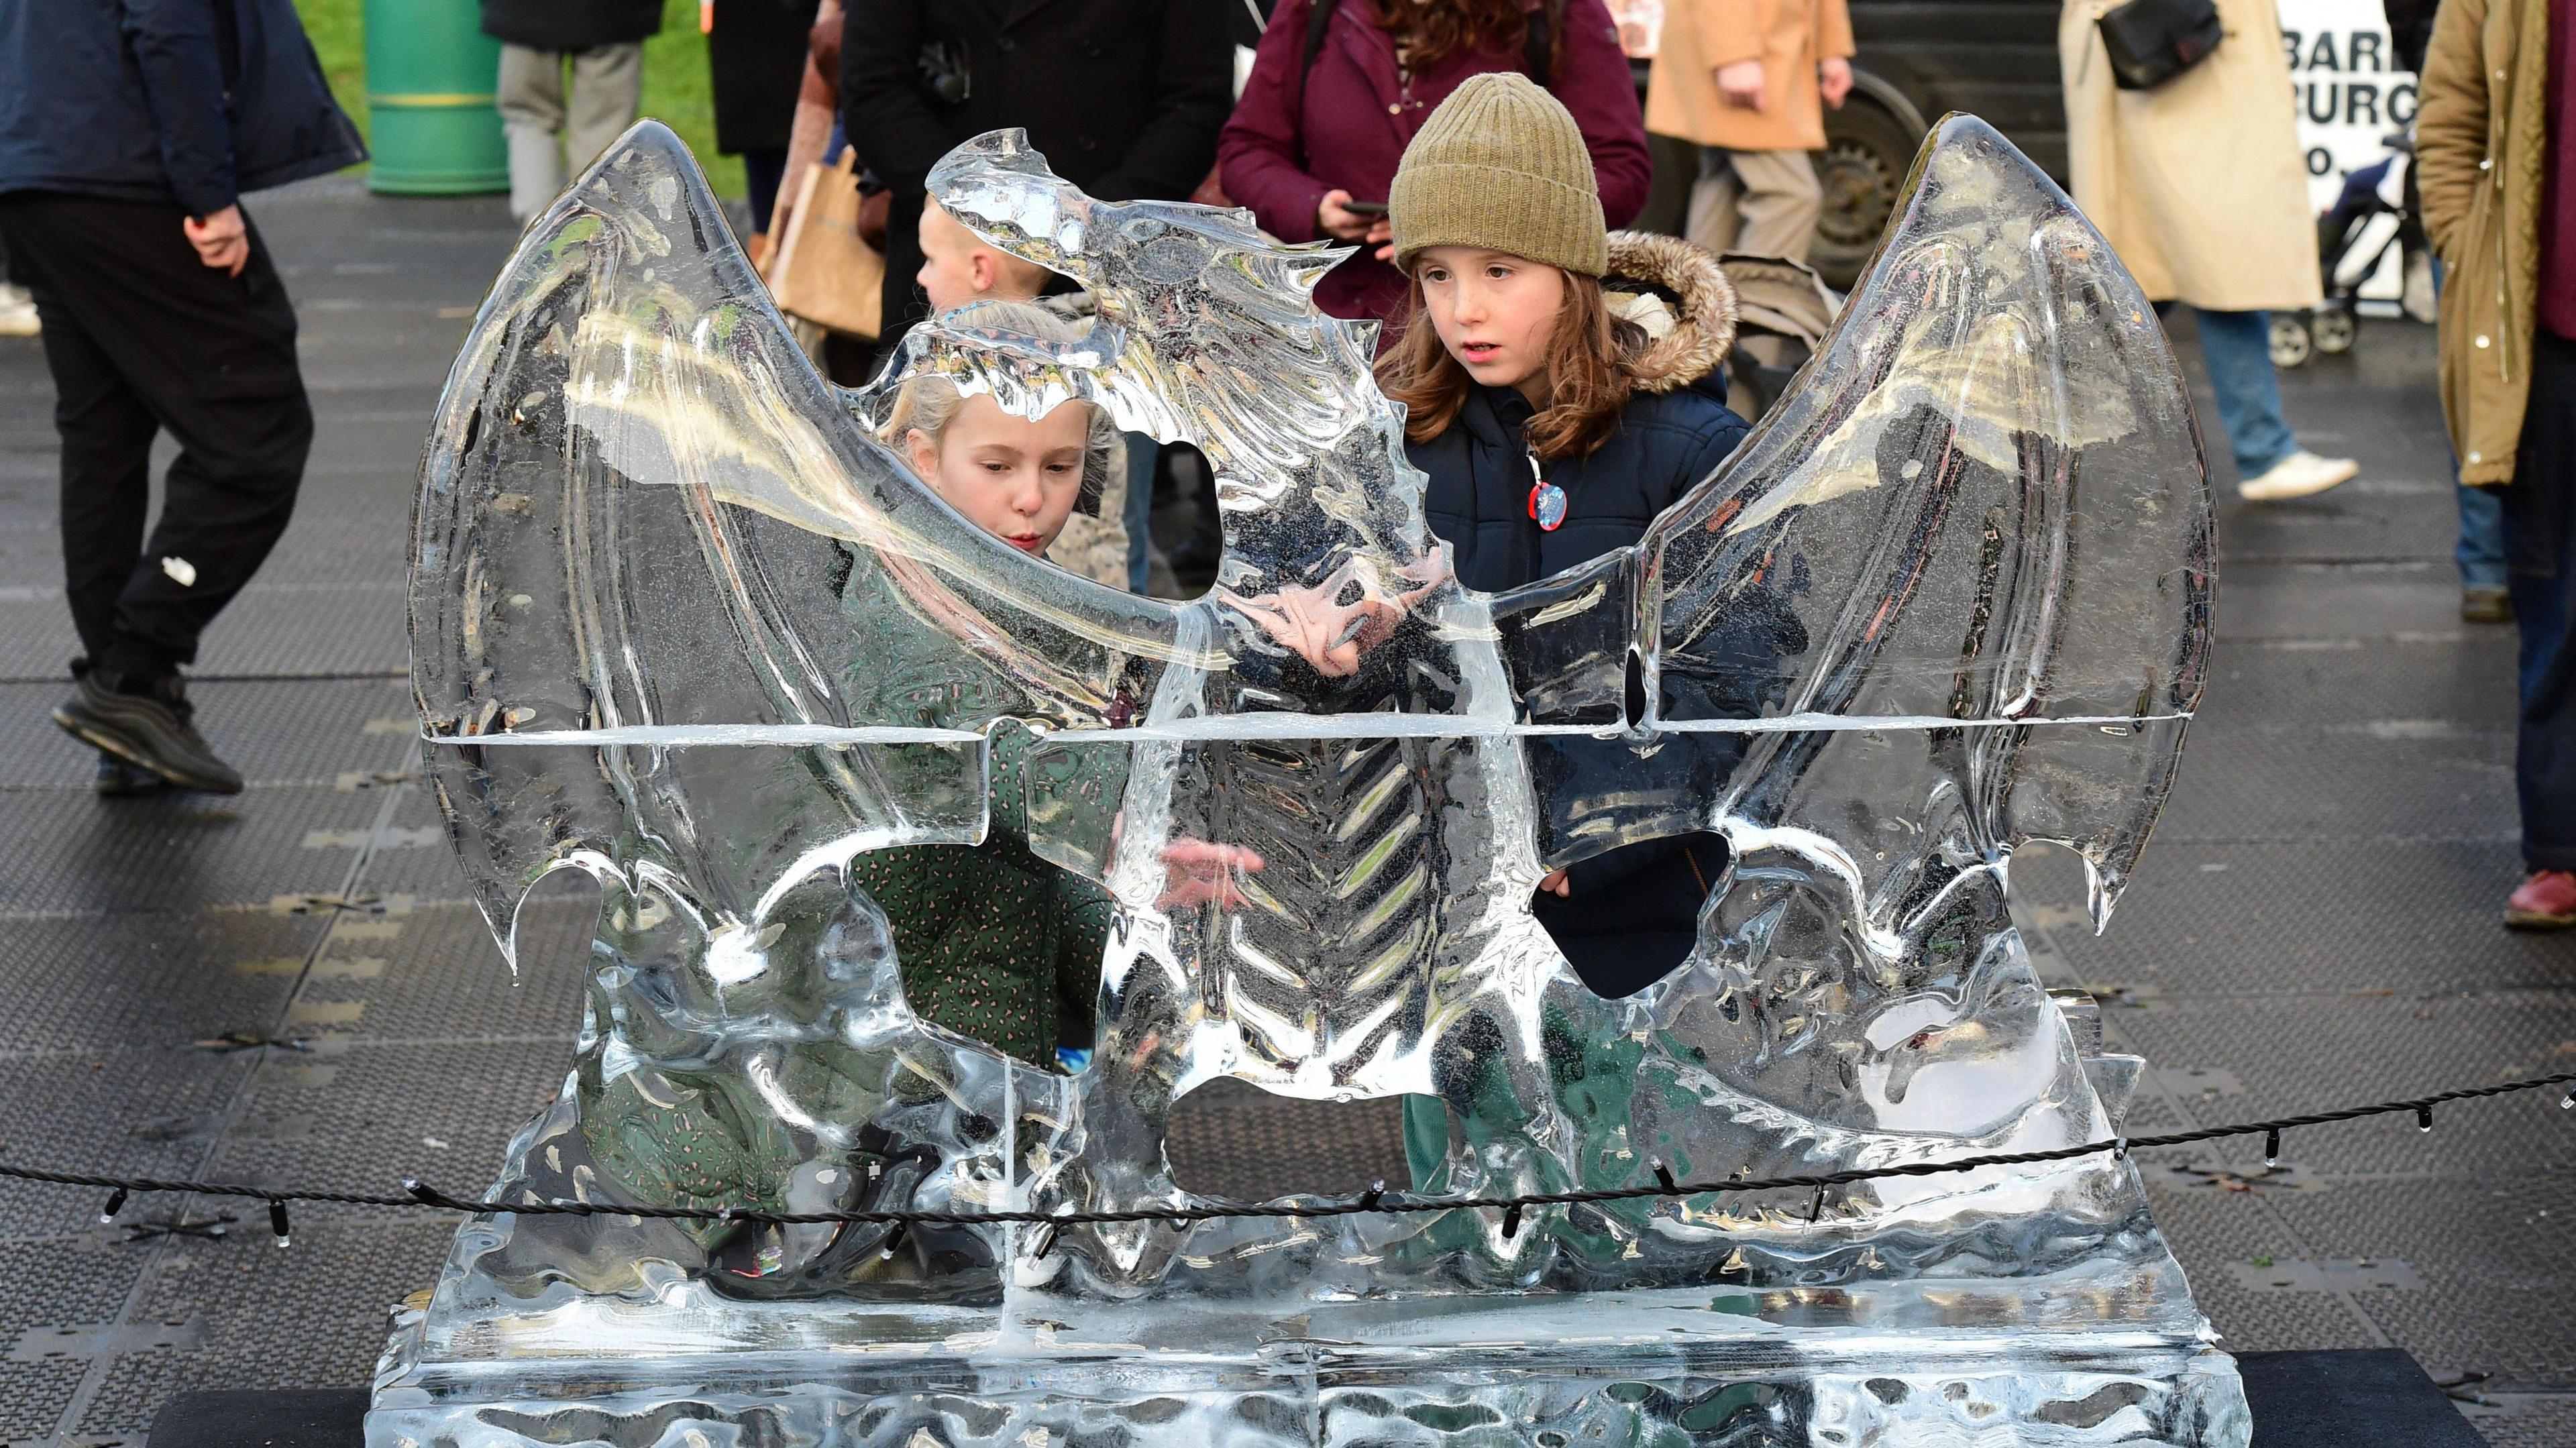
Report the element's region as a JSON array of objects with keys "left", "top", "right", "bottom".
[{"left": 0, "top": 176, "right": 2569, "bottom": 1447}]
